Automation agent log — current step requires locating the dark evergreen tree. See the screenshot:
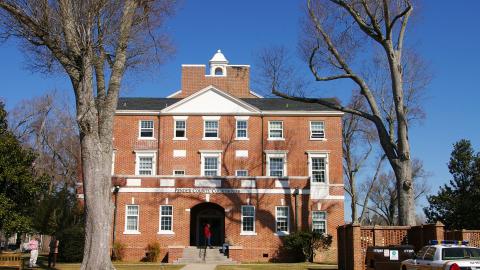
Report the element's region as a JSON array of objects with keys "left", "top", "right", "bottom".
[
  {"left": 424, "top": 139, "right": 480, "bottom": 229},
  {"left": 0, "top": 101, "right": 48, "bottom": 235}
]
